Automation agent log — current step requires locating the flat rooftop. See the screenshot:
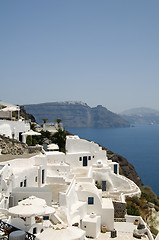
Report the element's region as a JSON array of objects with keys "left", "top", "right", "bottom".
[
  {"left": 45, "top": 151, "right": 64, "bottom": 156},
  {"left": 0, "top": 153, "right": 37, "bottom": 162},
  {"left": 71, "top": 167, "right": 89, "bottom": 177}
]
